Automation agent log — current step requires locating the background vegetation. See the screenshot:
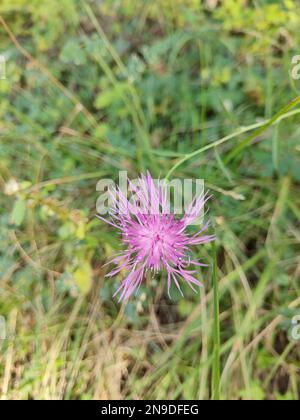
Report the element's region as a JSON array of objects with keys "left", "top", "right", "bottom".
[{"left": 0, "top": 0, "right": 299, "bottom": 400}]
